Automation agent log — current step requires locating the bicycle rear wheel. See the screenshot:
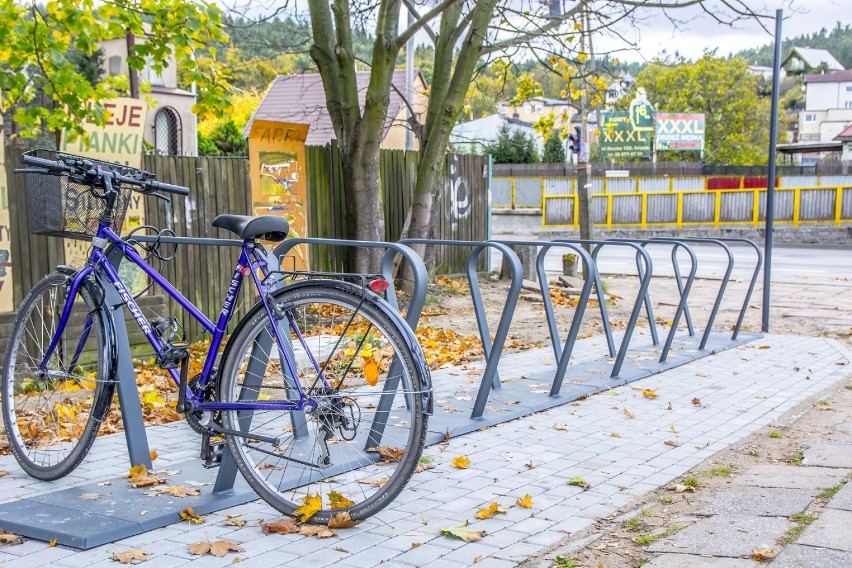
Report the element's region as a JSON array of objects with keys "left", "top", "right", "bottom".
[
  {"left": 219, "top": 282, "right": 429, "bottom": 523},
  {"left": 1, "top": 272, "right": 114, "bottom": 480}
]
